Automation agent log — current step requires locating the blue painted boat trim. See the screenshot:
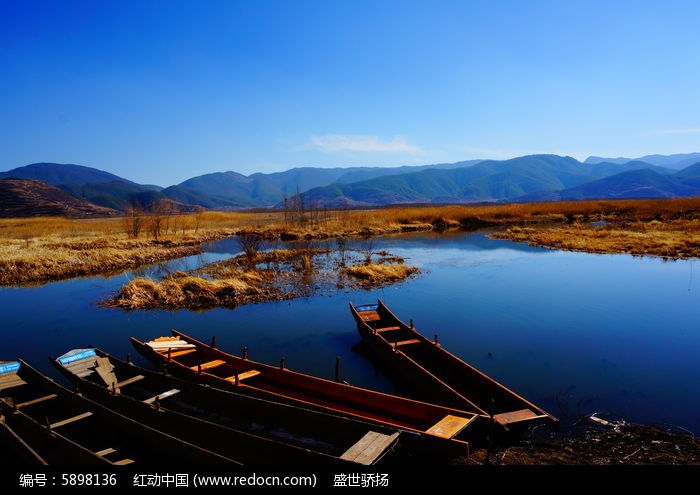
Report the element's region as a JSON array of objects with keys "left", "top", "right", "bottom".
[
  {"left": 354, "top": 304, "right": 378, "bottom": 312},
  {"left": 0, "top": 361, "right": 20, "bottom": 374},
  {"left": 57, "top": 349, "right": 96, "bottom": 365}
]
